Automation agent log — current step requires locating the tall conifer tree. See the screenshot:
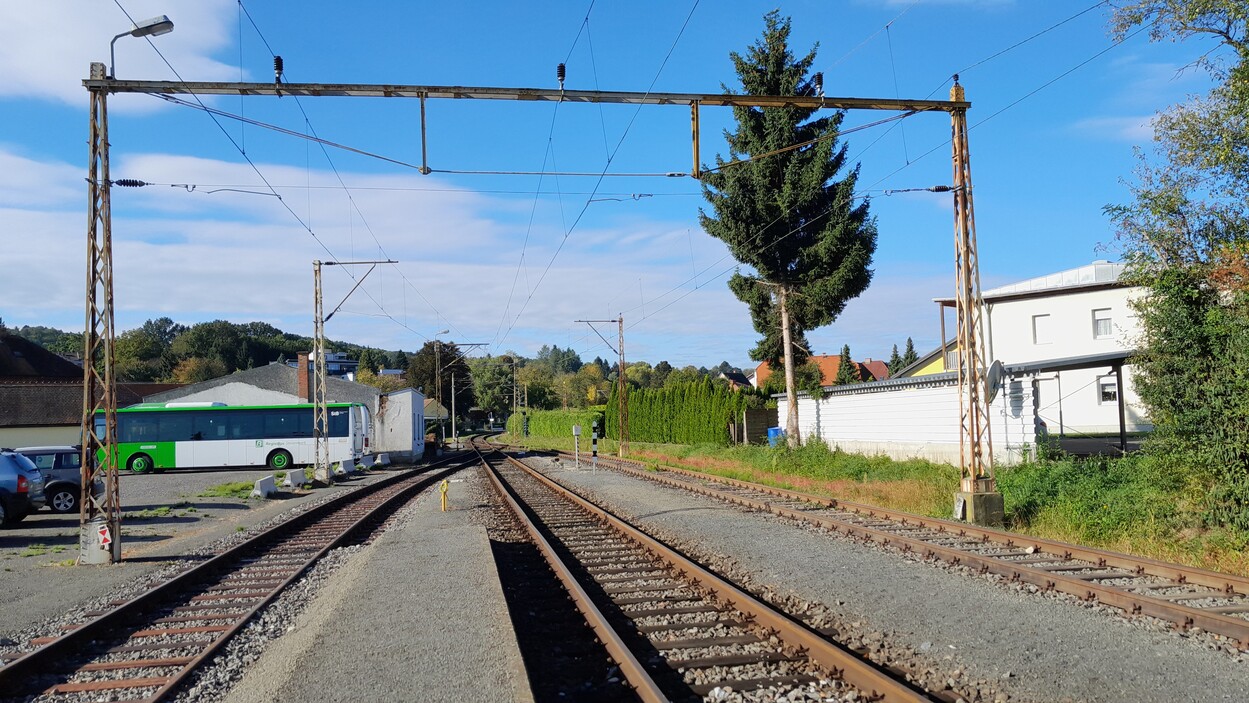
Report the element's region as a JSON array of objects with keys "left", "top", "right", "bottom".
[{"left": 700, "top": 11, "right": 877, "bottom": 446}]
